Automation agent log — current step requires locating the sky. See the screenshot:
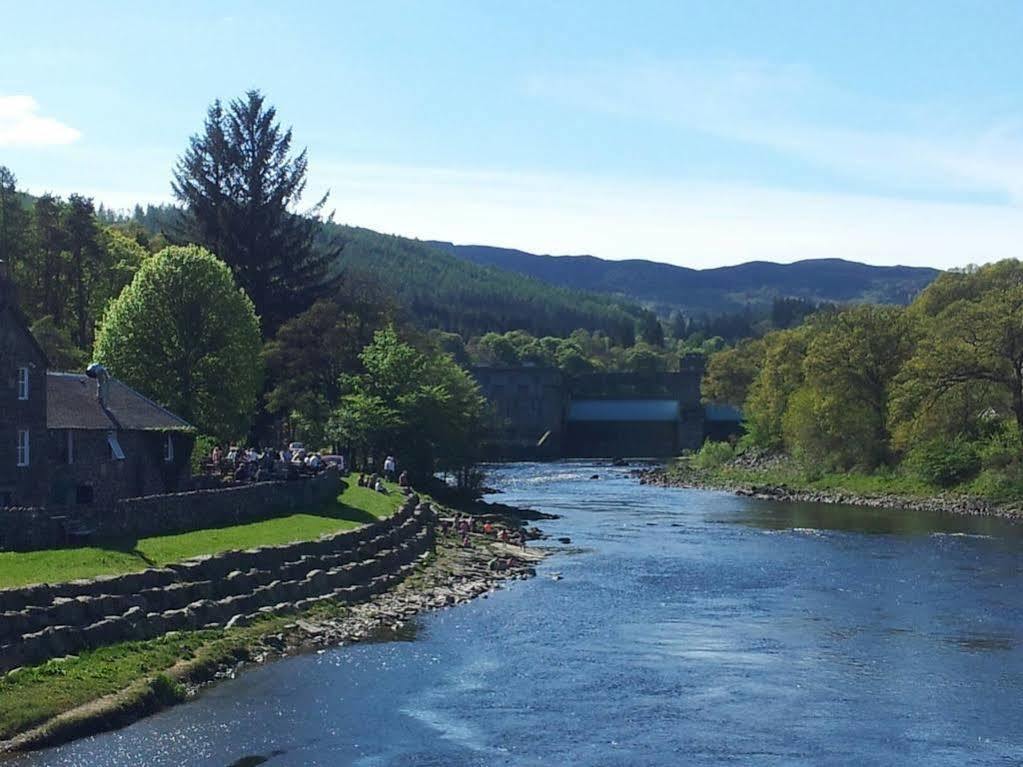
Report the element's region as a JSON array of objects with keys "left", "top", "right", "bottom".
[{"left": 2, "top": 0, "right": 1022, "bottom": 269}]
